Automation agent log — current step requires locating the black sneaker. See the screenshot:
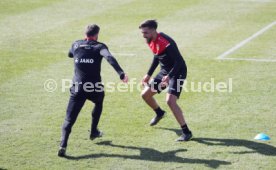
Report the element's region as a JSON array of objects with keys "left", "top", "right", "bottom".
[
  {"left": 90, "top": 130, "right": 103, "bottom": 140},
  {"left": 176, "top": 132, "right": 193, "bottom": 142},
  {"left": 150, "top": 112, "right": 166, "bottom": 126},
  {"left": 58, "top": 147, "right": 66, "bottom": 157}
]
